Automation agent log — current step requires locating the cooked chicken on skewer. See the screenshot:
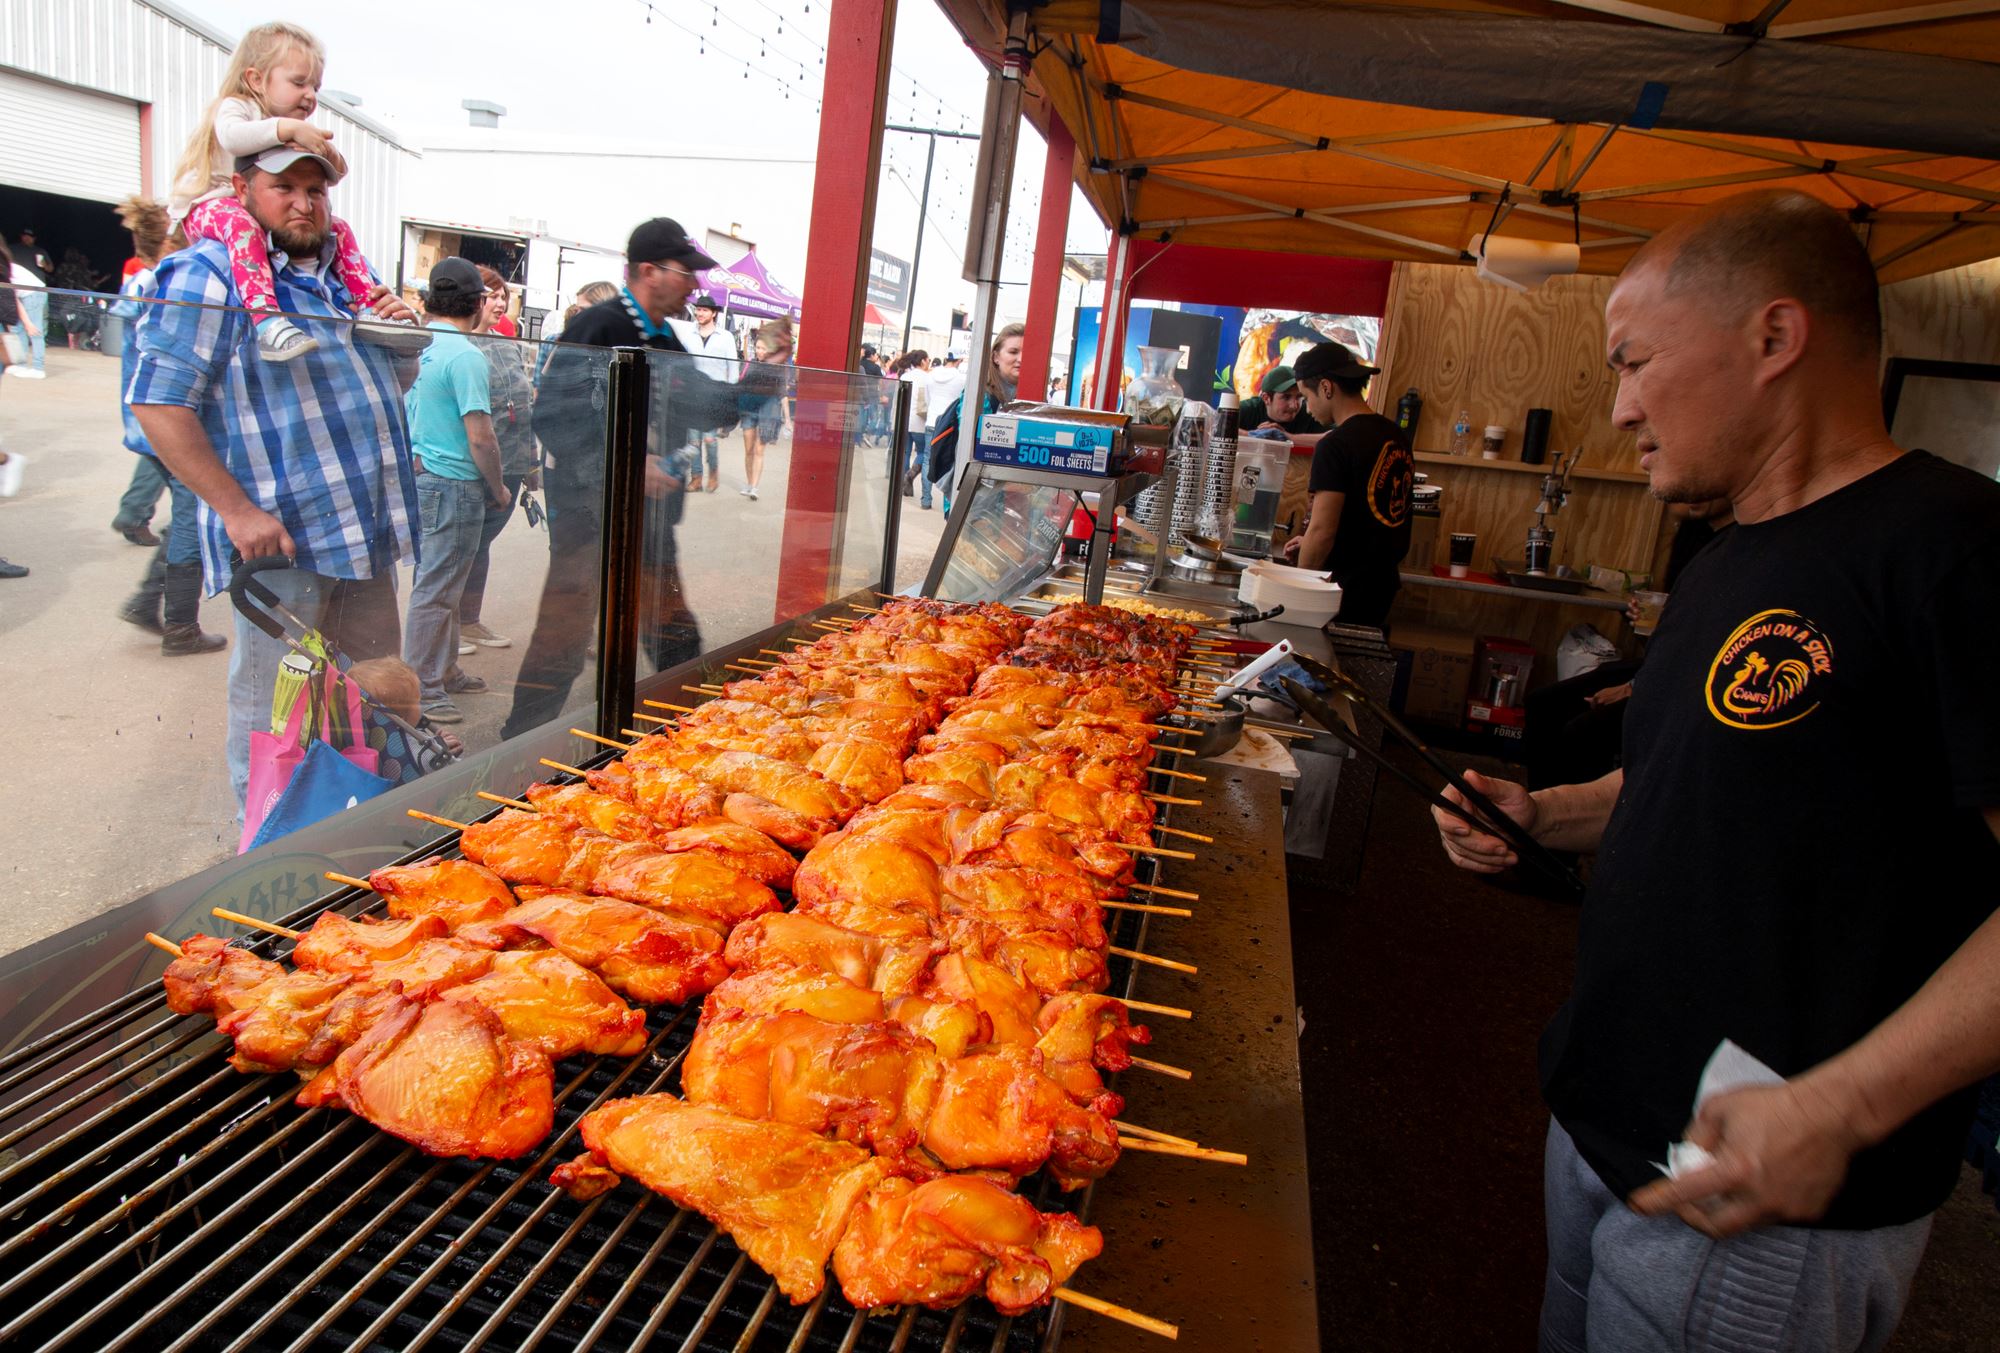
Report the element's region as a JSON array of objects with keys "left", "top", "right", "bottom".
[
  {"left": 298, "top": 992, "right": 554, "bottom": 1160},
  {"left": 519, "top": 784, "right": 798, "bottom": 888},
  {"left": 582, "top": 760, "right": 831, "bottom": 852},
  {"left": 902, "top": 744, "right": 1156, "bottom": 842},
  {"left": 459, "top": 888, "right": 732, "bottom": 1006},
  {"left": 702, "top": 966, "right": 989, "bottom": 1060},
  {"left": 365, "top": 857, "right": 516, "bottom": 930},
  {"left": 456, "top": 810, "right": 781, "bottom": 931},
  {"left": 548, "top": 1093, "right": 1102, "bottom": 1315},
  {"left": 162, "top": 934, "right": 285, "bottom": 1020},
  {"left": 618, "top": 744, "right": 865, "bottom": 826}
]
